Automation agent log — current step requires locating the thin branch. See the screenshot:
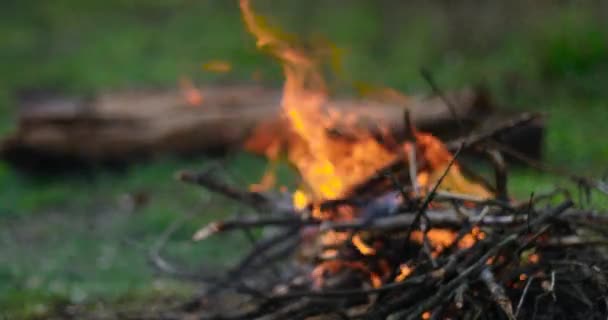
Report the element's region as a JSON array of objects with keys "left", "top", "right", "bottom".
[
  {"left": 177, "top": 170, "right": 272, "bottom": 211},
  {"left": 404, "top": 144, "right": 464, "bottom": 242},
  {"left": 480, "top": 267, "right": 516, "bottom": 320}
]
